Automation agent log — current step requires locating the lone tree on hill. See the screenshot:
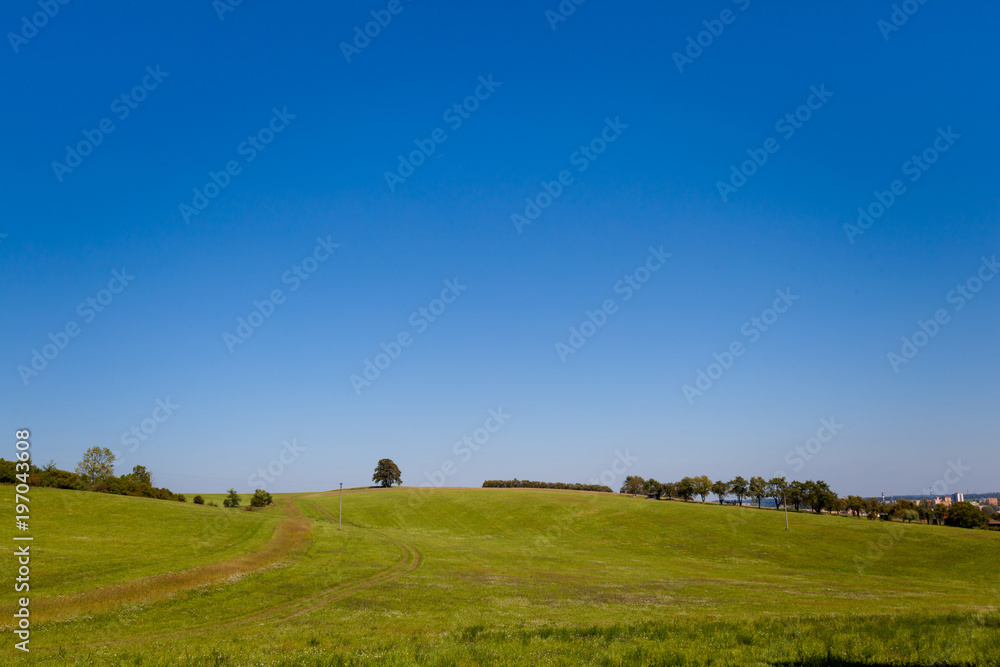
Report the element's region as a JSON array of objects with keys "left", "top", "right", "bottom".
[
  {"left": 372, "top": 458, "right": 402, "bottom": 487},
  {"left": 75, "top": 446, "right": 116, "bottom": 485}
]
